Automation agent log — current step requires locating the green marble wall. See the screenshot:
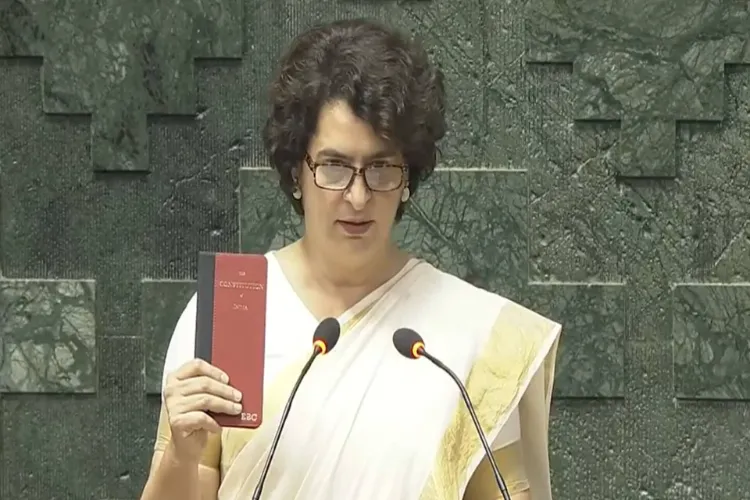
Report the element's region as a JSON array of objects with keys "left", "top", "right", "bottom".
[{"left": 1, "top": 1, "right": 748, "bottom": 498}]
